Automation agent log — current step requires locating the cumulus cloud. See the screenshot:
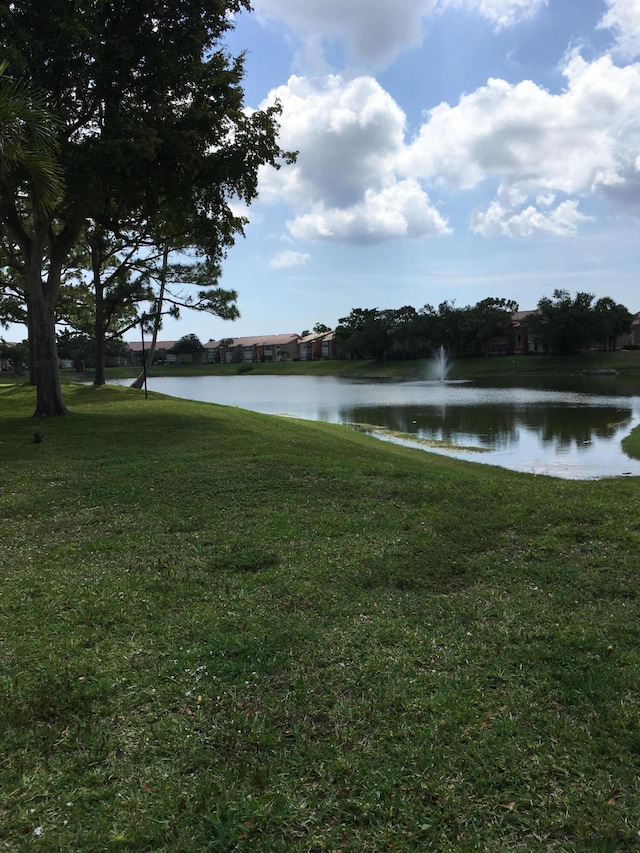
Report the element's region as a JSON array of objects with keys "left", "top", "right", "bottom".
[
  {"left": 599, "top": 0, "right": 640, "bottom": 60},
  {"left": 260, "top": 75, "right": 449, "bottom": 243},
  {"left": 288, "top": 180, "right": 451, "bottom": 243},
  {"left": 402, "top": 53, "right": 640, "bottom": 220},
  {"left": 270, "top": 250, "right": 311, "bottom": 268},
  {"left": 253, "top": 0, "right": 436, "bottom": 66},
  {"left": 259, "top": 52, "right": 640, "bottom": 245},
  {"left": 252, "top": 0, "right": 547, "bottom": 67},
  {"left": 472, "top": 190, "right": 593, "bottom": 237},
  {"left": 264, "top": 76, "right": 407, "bottom": 209},
  {"left": 404, "top": 55, "right": 640, "bottom": 193}
]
